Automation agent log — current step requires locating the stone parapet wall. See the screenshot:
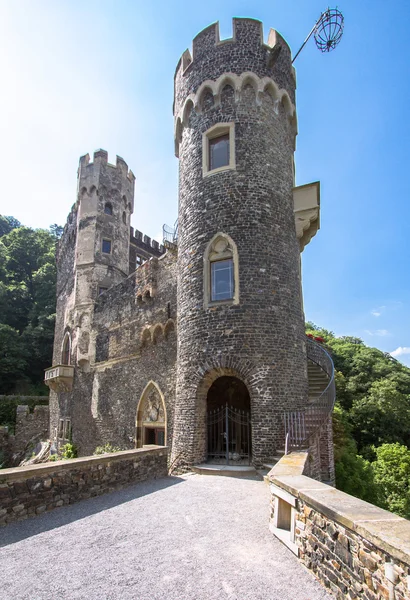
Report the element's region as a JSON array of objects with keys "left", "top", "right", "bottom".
[
  {"left": 13, "top": 405, "right": 49, "bottom": 458},
  {"left": 0, "top": 446, "right": 168, "bottom": 526},
  {"left": 269, "top": 453, "right": 410, "bottom": 600}
]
